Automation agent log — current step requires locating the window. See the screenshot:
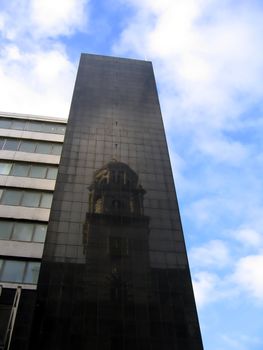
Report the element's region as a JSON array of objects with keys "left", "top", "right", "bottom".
[
  {"left": 36, "top": 143, "right": 52, "bottom": 154},
  {"left": 51, "top": 144, "right": 62, "bottom": 155},
  {"left": 0, "top": 138, "right": 5, "bottom": 149},
  {"left": 0, "top": 137, "right": 62, "bottom": 155},
  {"left": 40, "top": 193, "right": 53, "bottom": 208},
  {"left": 0, "top": 221, "right": 13, "bottom": 240},
  {"left": 11, "top": 163, "right": 29, "bottom": 177},
  {"left": 30, "top": 165, "right": 47, "bottom": 178},
  {"left": 1, "top": 260, "right": 26, "bottom": 283},
  {"left": 25, "top": 121, "right": 42, "bottom": 132},
  {"left": 117, "top": 171, "right": 124, "bottom": 184},
  {"left": 24, "top": 262, "right": 40, "bottom": 284},
  {"left": 25, "top": 121, "right": 66, "bottom": 134},
  {"left": 33, "top": 224, "right": 47, "bottom": 242},
  {"left": 2, "top": 161, "right": 58, "bottom": 180},
  {"left": 3, "top": 139, "right": 20, "bottom": 151},
  {"left": 0, "top": 220, "right": 47, "bottom": 243},
  {"left": 12, "top": 222, "right": 34, "bottom": 241},
  {"left": 1, "top": 190, "right": 22, "bottom": 205},
  {"left": 0, "top": 259, "right": 40, "bottom": 284},
  {"left": 56, "top": 125, "right": 66, "bottom": 134},
  {"left": 0, "top": 118, "right": 65, "bottom": 134},
  {"left": 0, "top": 119, "right": 11, "bottom": 129},
  {"left": 0, "top": 162, "right": 12, "bottom": 175},
  {"left": 46, "top": 167, "right": 58, "bottom": 180},
  {"left": 19, "top": 140, "right": 37, "bottom": 153},
  {"left": 21, "top": 192, "right": 41, "bottom": 207},
  {"left": 12, "top": 120, "right": 24, "bottom": 130},
  {"left": 0, "top": 189, "right": 53, "bottom": 209},
  {"left": 41, "top": 123, "right": 66, "bottom": 134}
]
